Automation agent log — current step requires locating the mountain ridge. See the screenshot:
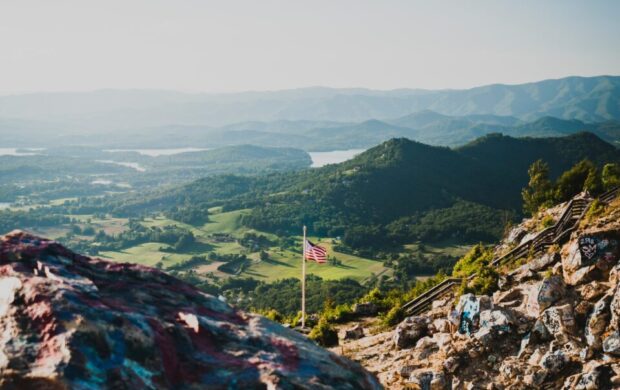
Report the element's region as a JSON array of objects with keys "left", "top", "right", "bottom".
[{"left": 0, "top": 76, "right": 618, "bottom": 131}]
